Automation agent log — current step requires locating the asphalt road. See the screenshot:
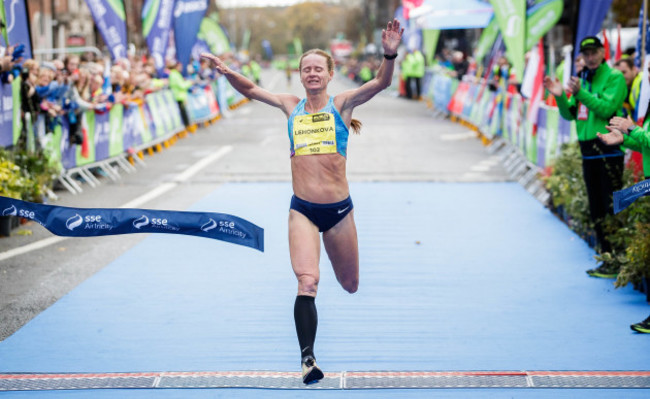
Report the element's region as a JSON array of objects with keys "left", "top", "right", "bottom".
[{"left": 0, "top": 68, "right": 510, "bottom": 341}]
